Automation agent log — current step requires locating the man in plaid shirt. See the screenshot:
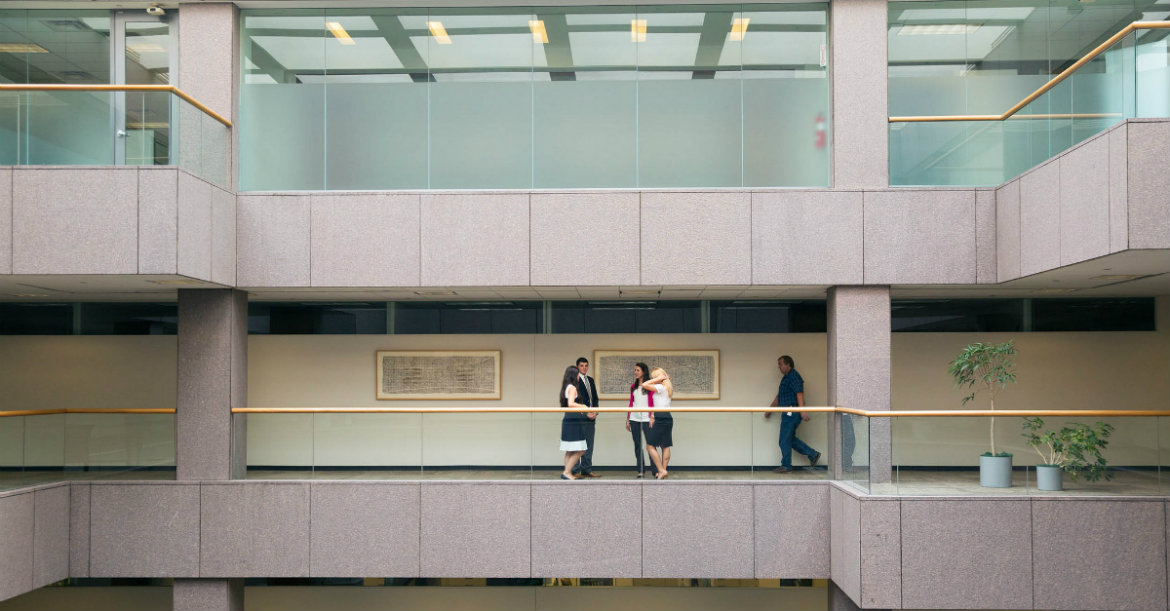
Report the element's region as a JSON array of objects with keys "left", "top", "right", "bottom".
[{"left": 764, "top": 355, "right": 820, "bottom": 473}]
